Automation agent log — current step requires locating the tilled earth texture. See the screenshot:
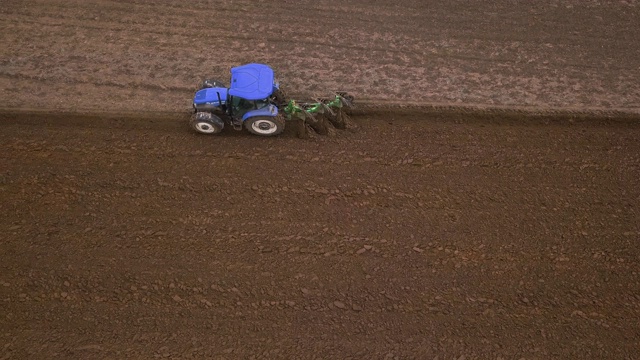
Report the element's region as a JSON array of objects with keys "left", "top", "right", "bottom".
[
  {"left": 1, "top": 111, "right": 640, "bottom": 359},
  {"left": 0, "top": 0, "right": 639, "bottom": 113},
  {"left": 2, "top": 1, "right": 640, "bottom": 360}
]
